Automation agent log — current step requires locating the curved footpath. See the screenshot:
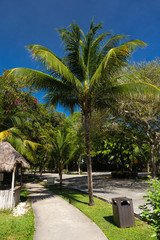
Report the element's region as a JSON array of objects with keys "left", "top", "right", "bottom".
[{"left": 25, "top": 182, "right": 108, "bottom": 240}]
